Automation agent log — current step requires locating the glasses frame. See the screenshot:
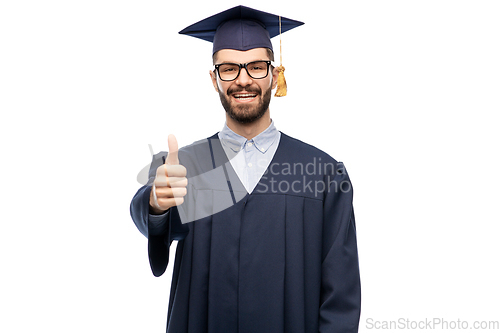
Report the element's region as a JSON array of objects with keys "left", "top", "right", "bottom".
[{"left": 214, "top": 60, "right": 272, "bottom": 82}]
